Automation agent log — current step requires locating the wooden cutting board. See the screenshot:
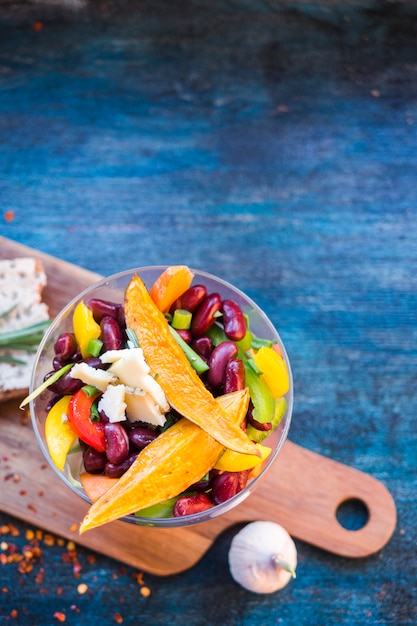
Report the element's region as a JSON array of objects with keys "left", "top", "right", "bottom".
[{"left": 0, "top": 236, "right": 397, "bottom": 576}]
